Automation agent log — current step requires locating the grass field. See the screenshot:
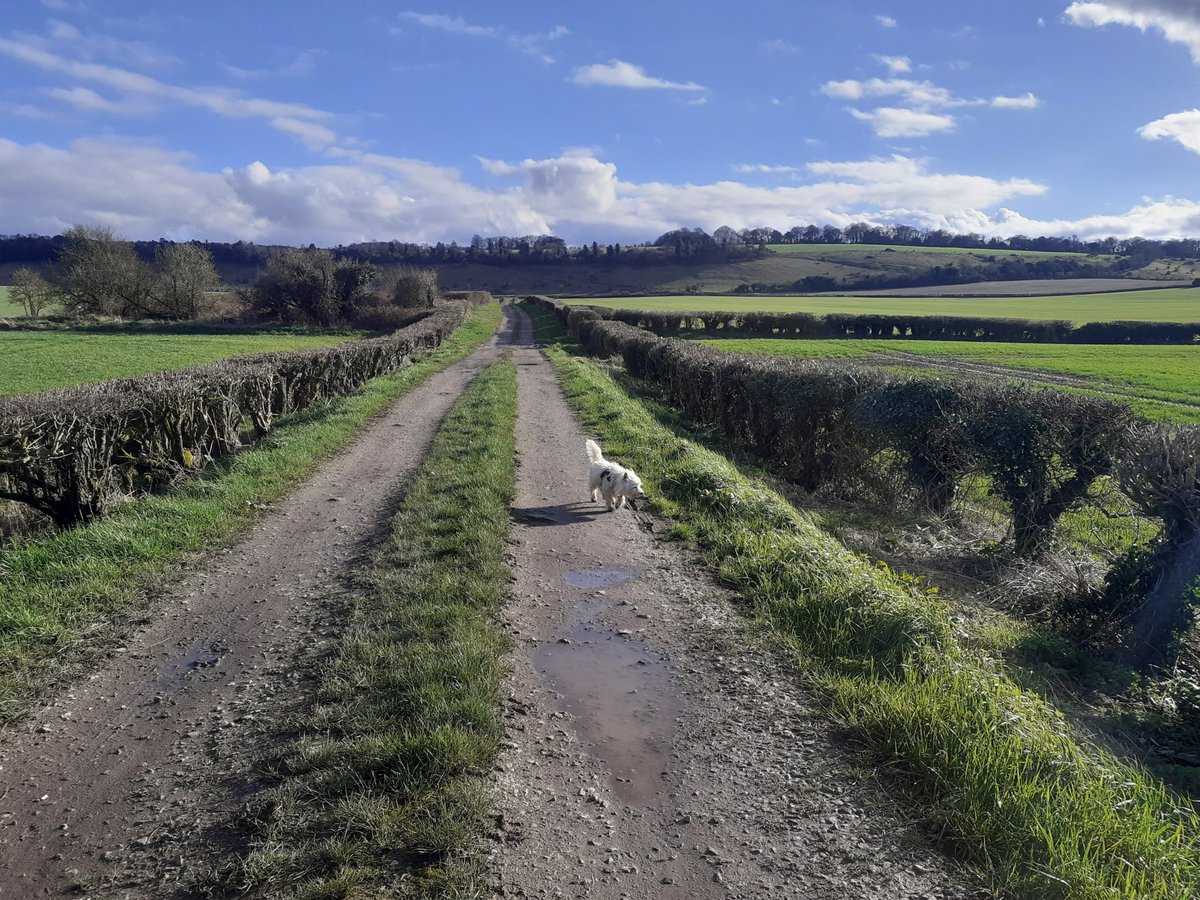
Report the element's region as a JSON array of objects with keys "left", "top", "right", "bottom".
[
  {"left": 570, "top": 289, "right": 1200, "bottom": 324},
  {"left": 0, "top": 331, "right": 359, "bottom": 397},
  {"left": 766, "top": 242, "right": 1109, "bottom": 260},
  {"left": 699, "top": 337, "right": 1200, "bottom": 423},
  {"left": 0, "top": 286, "right": 19, "bottom": 316}
]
